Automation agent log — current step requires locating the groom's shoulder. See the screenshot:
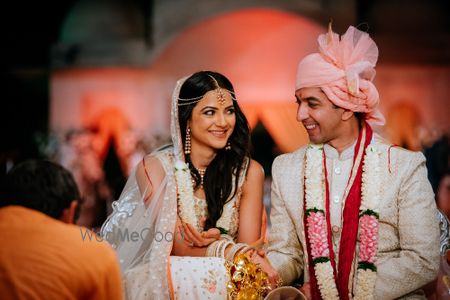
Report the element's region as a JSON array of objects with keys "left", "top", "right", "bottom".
[
  {"left": 373, "top": 135, "right": 425, "bottom": 163},
  {"left": 369, "top": 135, "right": 426, "bottom": 179},
  {"left": 272, "top": 145, "right": 307, "bottom": 170}
]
